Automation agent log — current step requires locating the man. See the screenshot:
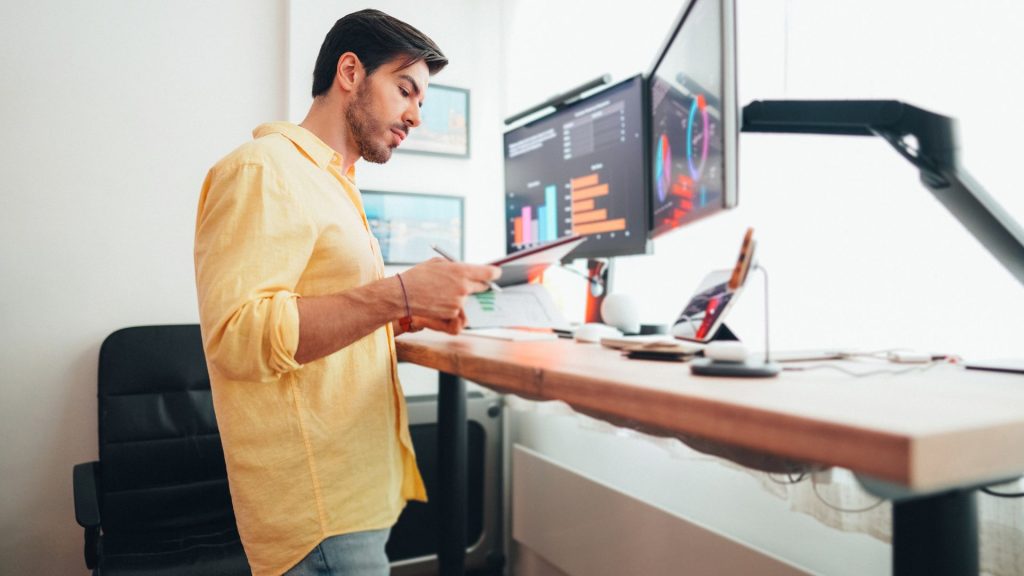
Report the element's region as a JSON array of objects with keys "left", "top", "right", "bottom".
[{"left": 194, "top": 9, "right": 499, "bottom": 576}]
